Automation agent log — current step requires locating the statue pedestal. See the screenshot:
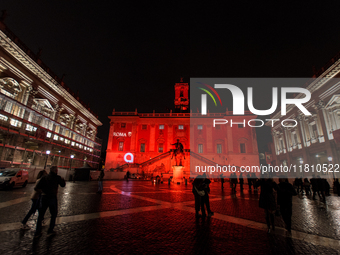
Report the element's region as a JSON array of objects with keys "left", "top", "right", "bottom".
[{"left": 172, "top": 165, "right": 184, "bottom": 183}]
